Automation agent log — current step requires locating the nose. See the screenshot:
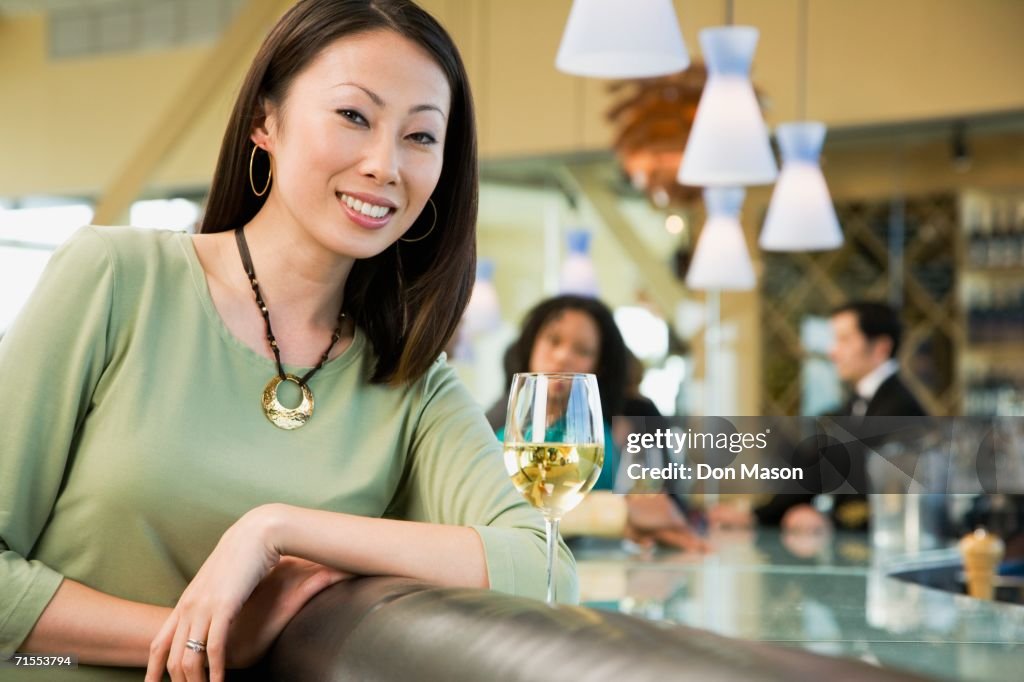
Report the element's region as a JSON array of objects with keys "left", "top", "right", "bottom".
[
  {"left": 359, "top": 131, "right": 400, "bottom": 186},
  {"left": 549, "top": 344, "right": 575, "bottom": 370}
]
